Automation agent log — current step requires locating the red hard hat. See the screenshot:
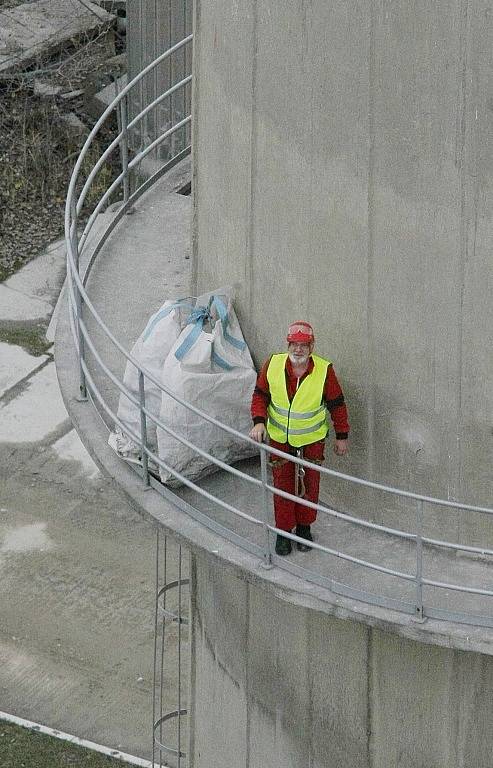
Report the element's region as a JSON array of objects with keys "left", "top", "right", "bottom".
[{"left": 286, "top": 321, "right": 314, "bottom": 344}]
